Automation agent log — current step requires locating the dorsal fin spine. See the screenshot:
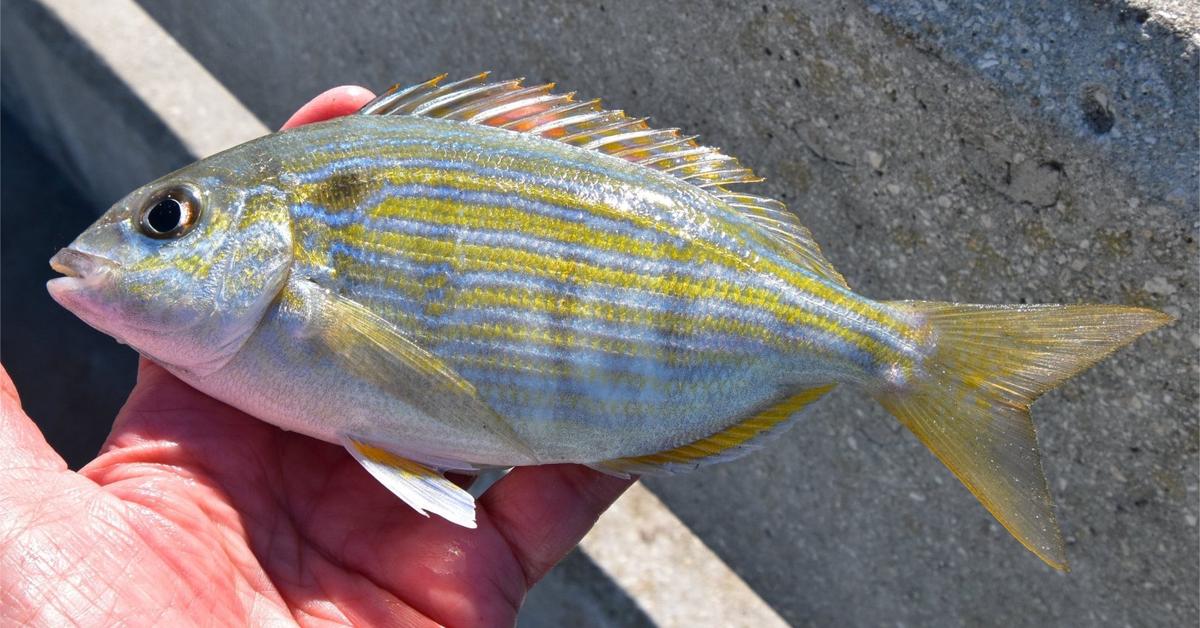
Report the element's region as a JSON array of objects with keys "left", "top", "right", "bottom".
[
  {"left": 412, "top": 80, "right": 522, "bottom": 116},
  {"left": 695, "top": 175, "right": 762, "bottom": 187},
  {"left": 610, "top": 132, "right": 691, "bottom": 157},
  {"left": 684, "top": 165, "right": 757, "bottom": 179},
  {"left": 500, "top": 98, "right": 596, "bottom": 130},
  {"left": 446, "top": 83, "right": 555, "bottom": 120},
  {"left": 636, "top": 146, "right": 717, "bottom": 167},
  {"left": 661, "top": 153, "right": 733, "bottom": 172},
  {"left": 555, "top": 112, "right": 631, "bottom": 136},
  {"left": 467, "top": 92, "right": 567, "bottom": 125},
  {"left": 527, "top": 109, "right": 618, "bottom": 136},
  {"left": 557, "top": 117, "right": 644, "bottom": 144},
  {"left": 397, "top": 72, "right": 492, "bottom": 115},
  {"left": 358, "top": 74, "right": 447, "bottom": 115},
  {"left": 581, "top": 128, "right": 664, "bottom": 150}
]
